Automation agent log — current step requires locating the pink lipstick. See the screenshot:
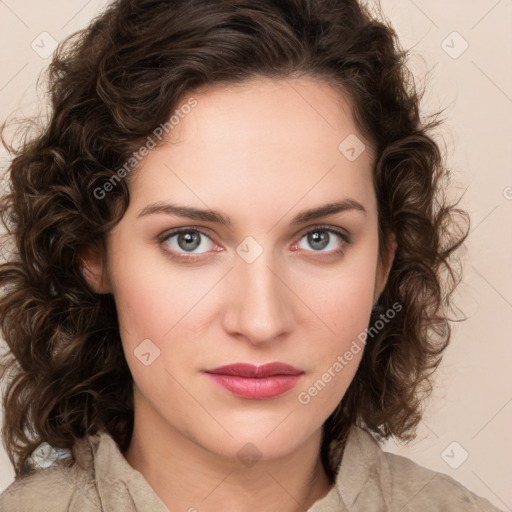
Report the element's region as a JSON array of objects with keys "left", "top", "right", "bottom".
[{"left": 204, "top": 362, "right": 304, "bottom": 400}]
